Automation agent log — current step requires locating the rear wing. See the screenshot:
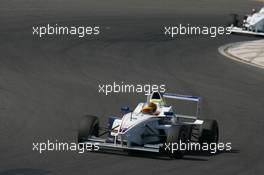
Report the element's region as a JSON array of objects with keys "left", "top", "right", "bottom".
[
  {"left": 162, "top": 92, "right": 202, "bottom": 119},
  {"left": 162, "top": 92, "right": 201, "bottom": 102}
]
